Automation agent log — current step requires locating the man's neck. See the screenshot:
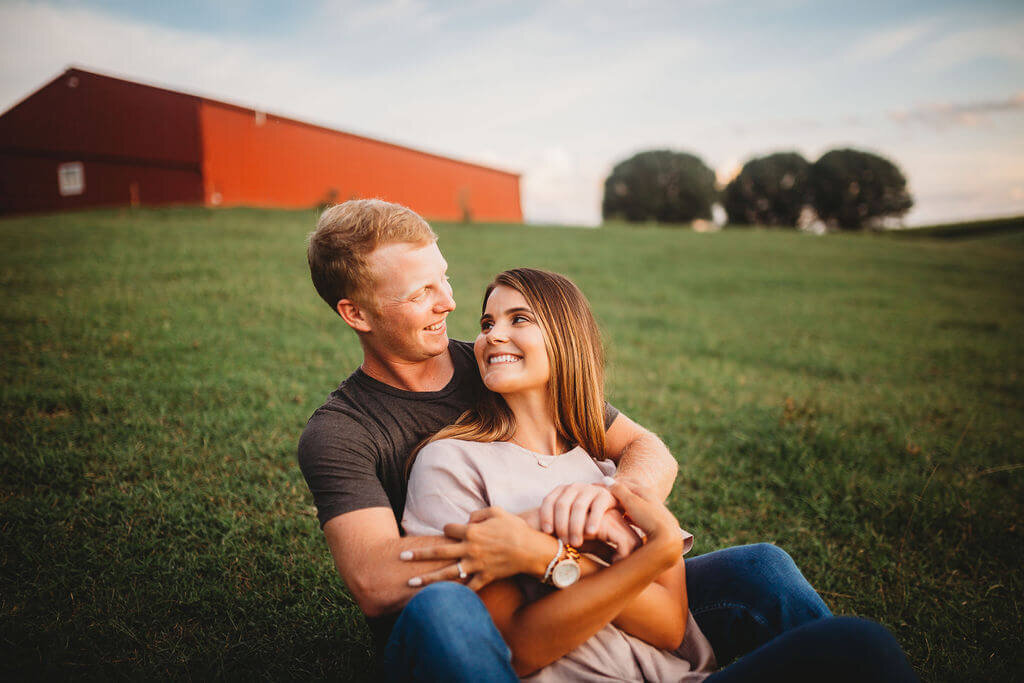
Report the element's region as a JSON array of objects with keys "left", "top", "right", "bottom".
[{"left": 359, "top": 346, "right": 456, "bottom": 393}]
